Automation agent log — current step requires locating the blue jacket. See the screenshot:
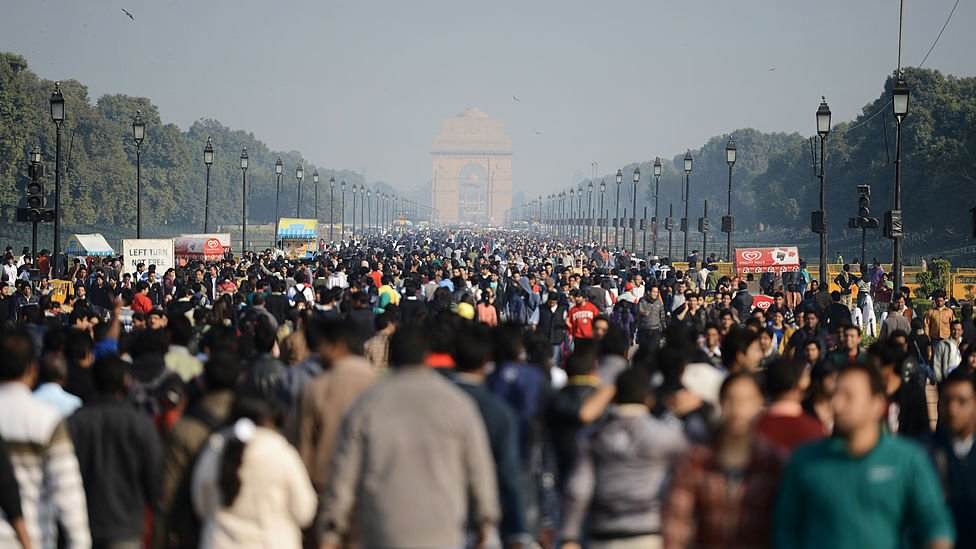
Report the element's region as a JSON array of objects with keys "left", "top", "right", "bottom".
[{"left": 456, "top": 377, "right": 528, "bottom": 542}]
